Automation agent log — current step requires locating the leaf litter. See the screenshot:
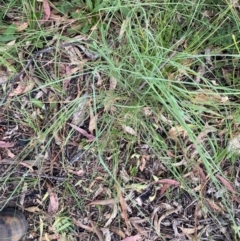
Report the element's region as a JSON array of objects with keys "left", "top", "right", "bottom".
[{"left": 0, "top": 1, "right": 240, "bottom": 241}]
